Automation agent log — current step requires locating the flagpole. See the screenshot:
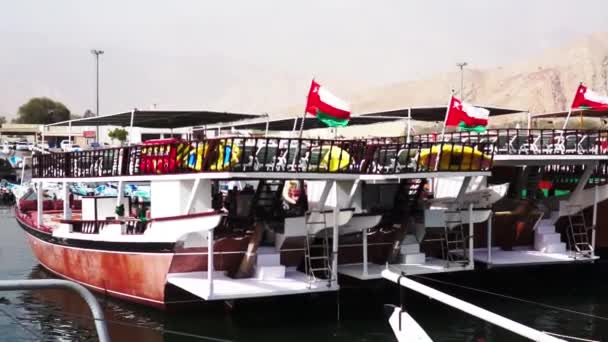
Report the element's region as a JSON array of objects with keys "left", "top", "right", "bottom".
[
  {"left": 563, "top": 82, "right": 583, "bottom": 130},
  {"left": 439, "top": 89, "right": 455, "bottom": 142},
  {"left": 299, "top": 78, "right": 315, "bottom": 139},
  {"left": 435, "top": 90, "right": 455, "bottom": 172},
  {"left": 561, "top": 107, "right": 573, "bottom": 130},
  {"left": 406, "top": 107, "right": 412, "bottom": 143},
  {"left": 297, "top": 109, "right": 307, "bottom": 139}
]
